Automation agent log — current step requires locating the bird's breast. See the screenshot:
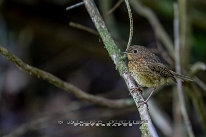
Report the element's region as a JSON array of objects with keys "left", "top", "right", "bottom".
[{"left": 128, "top": 61, "right": 168, "bottom": 88}]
